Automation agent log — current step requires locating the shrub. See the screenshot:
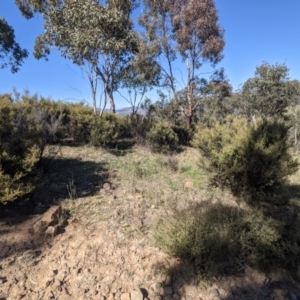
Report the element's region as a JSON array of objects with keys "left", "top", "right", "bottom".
[
  {"left": 147, "top": 122, "right": 179, "bottom": 154},
  {"left": 192, "top": 116, "right": 298, "bottom": 198},
  {"left": 66, "top": 103, "right": 95, "bottom": 144},
  {"left": 171, "top": 125, "right": 193, "bottom": 146},
  {"left": 130, "top": 114, "right": 152, "bottom": 145},
  {"left": 16, "top": 96, "right": 66, "bottom": 148},
  {"left": 0, "top": 95, "right": 43, "bottom": 204},
  {"left": 117, "top": 115, "right": 134, "bottom": 139},
  {"left": 90, "top": 113, "right": 121, "bottom": 147},
  {"left": 155, "top": 203, "right": 300, "bottom": 279}
]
